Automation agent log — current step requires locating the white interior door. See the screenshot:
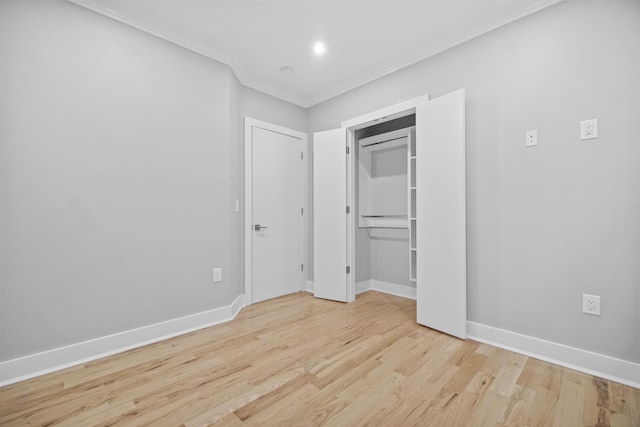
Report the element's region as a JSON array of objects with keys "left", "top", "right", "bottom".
[
  {"left": 251, "top": 125, "right": 303, "bottom": 303},
  {"left": 313, "top": 128, "right": 349, "bottom": 302},
  {"left": 416, "top": 89, "right": 467, "bottom": 338}
]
